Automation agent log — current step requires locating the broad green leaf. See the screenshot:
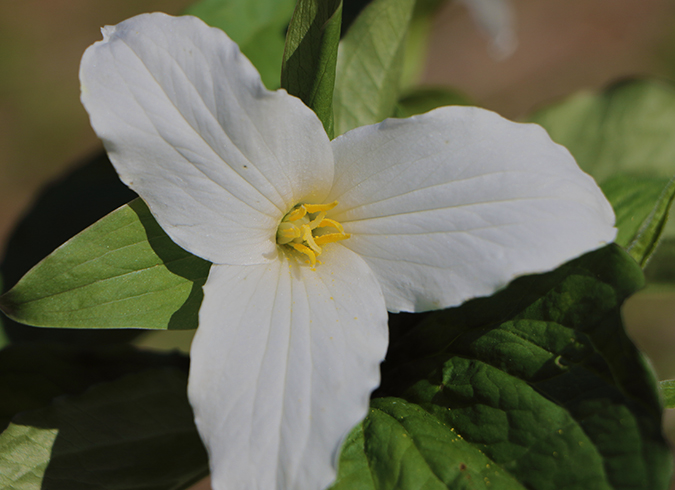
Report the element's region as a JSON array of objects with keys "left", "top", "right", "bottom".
[
  {"left": 0, "top": 198, "right": 210, "bottom": 330},
  {"left": 531, "top": 80, "right": 675, "bottom": 277},
  {"left": 331, "top": 424, "right": 374, "bottom": 490},
  {"left": 185, "top": 0, "right": 296, "bottom": 89},
  {"left": 333, "top": 0, "right": 416, "bottom": 136},
  {"left": 332, "top": 399, "right": 524, "bottom": 490},
  {"left": 0, "top": 151, "right": 138, "bottom": 344},
  {"left": 530, "top": 79, "right": 675, "bottom": 183},
  {"left": 0, "top": 343, "right": 188, "bottom": 431},
  {"left": 0, "top": 368, "right": 208, "bottom": 490},
  {"left": 601, "top": 175, "right": 675, "bottom": 251},
  {"left": 331, "top": 245, "right": 672, "bottom": 489},
  {"left": 626, "top": 177, "right": 675, "bottom": 267},
  {"left": 394, "top": 86, "right": 473, "bottom": 118},
  {"left": 281, "top": 0, "right": 342, "bottom": 137},
  {"left": 661, "top": 379, "right": 675, "bottom": 409}
]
